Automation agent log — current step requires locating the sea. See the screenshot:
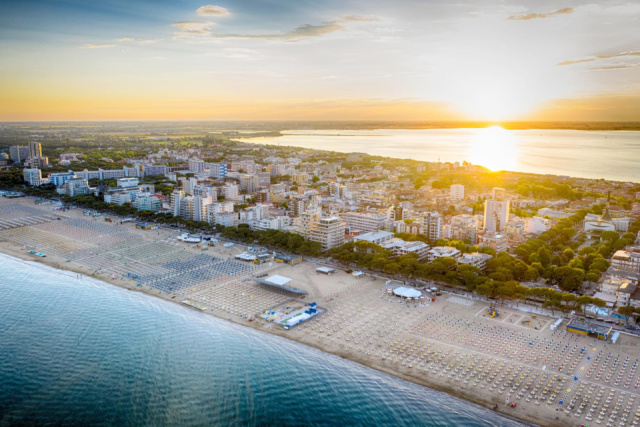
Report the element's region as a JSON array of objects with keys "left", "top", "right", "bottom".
[
  {"left": 0, "top": 253, "right": 526, "bottom": 426},
  {"left": 237, "top": 128, "right": 640, "bottom": 183}
]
